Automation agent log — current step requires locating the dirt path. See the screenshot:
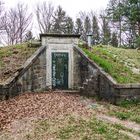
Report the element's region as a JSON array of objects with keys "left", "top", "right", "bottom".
[
  {"left": 97, "top": 114, "right": 140, "bottom": 133},
  {"left": 97, "top": 114, "right": 140, "bottom": 140}
]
